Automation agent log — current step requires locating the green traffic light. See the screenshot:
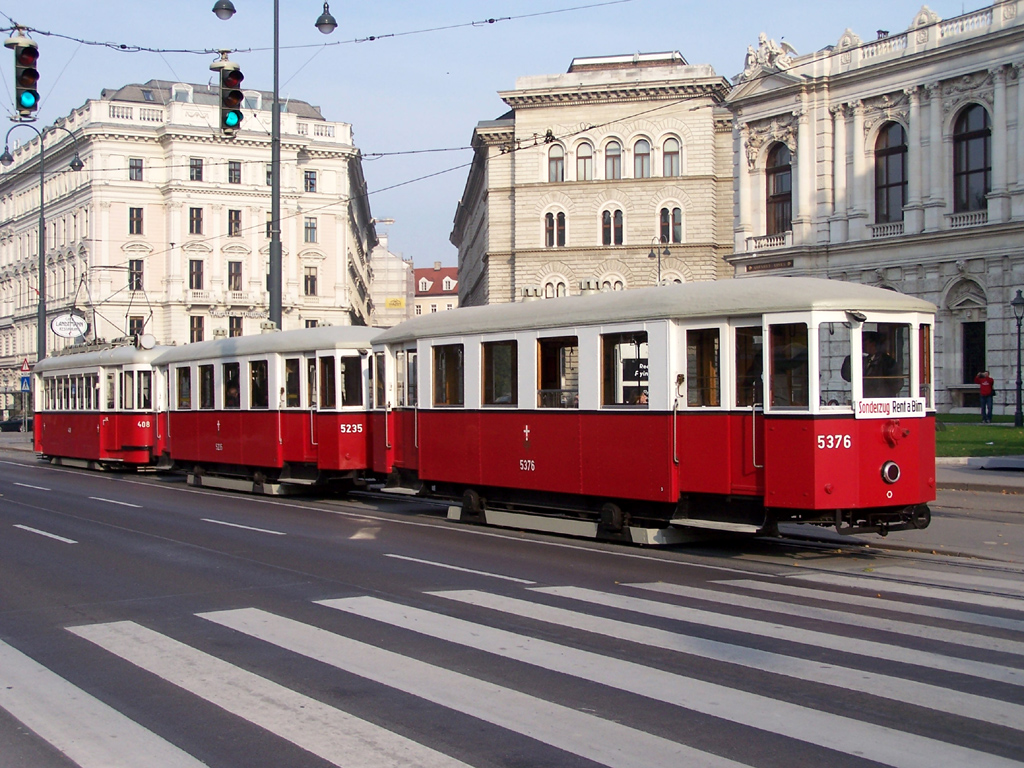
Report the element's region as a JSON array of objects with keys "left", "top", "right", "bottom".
[
  {"left": 19, "top": 90, "right": 37, "bottom": 109},
  {"left": 224, "top": 110, "right": 240, "bottom": 128}
]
